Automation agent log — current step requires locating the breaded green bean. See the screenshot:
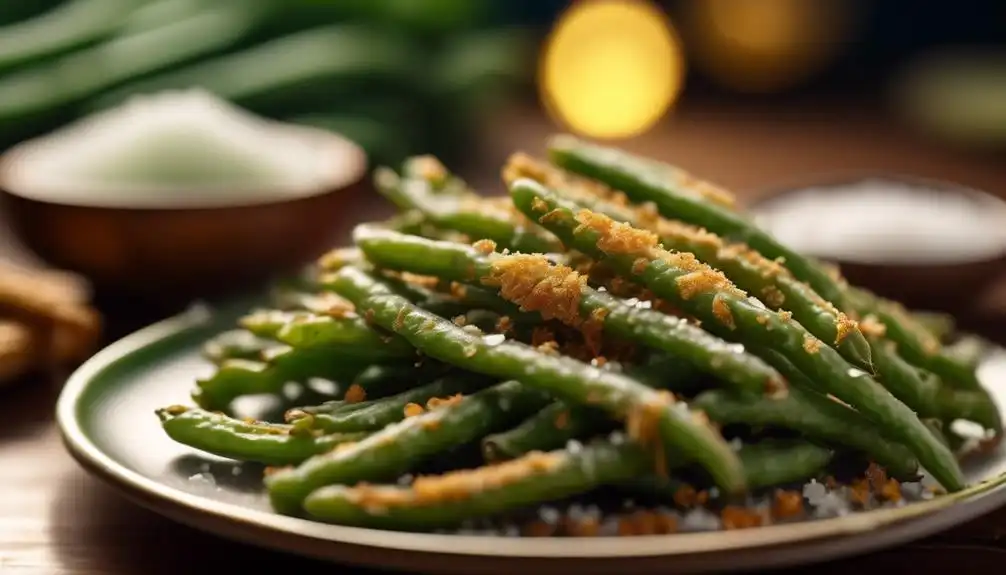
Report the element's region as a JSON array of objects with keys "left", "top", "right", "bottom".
[
  {"left": 353, "top": 225, "right": 785, "bottom": 396},
  {"left": 374, "top": 165, "right": 560, "bottom": 254},
  {"left": 511, "top": 180, "right": 962, "bottom": 491},
  {"left": 692, "top": 387, "right": 919, "bottom": 479},
  {"left": 265, "top": 380, "right": 550, "bottom": 514},
  {"left": 300, "top": 374, "right": 492, "bottom": 433},
  {"left": 157, "top": 406, "right": 368, "bottom": 466},
  {"left": 327, "top": 265, "right": 748, "bottom": 495},
  {"left": 302, "top": 439, "right": 652, "bottom": 530},
  {"left": 193, "top": 347, "right": 370, "bottom": 412},
  {"left": 504, "top": 153, "right": 873, "bottom": 372}
]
